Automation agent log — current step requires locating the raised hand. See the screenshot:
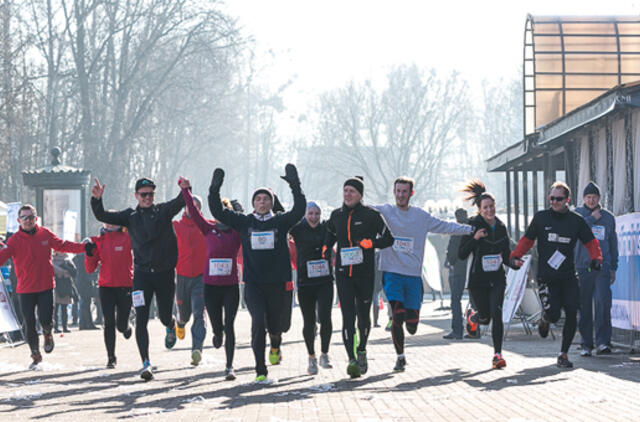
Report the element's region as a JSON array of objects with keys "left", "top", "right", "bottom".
[
  {"left": 91, "top": 178, "right": 105, "bottom": 199},
  {"left": 178, "top": 176, "right": 191, "bottom": 189},
  {"left": 280, "top": 163, "right": 300, "bottom": 187},
  {"left": 210, "top": 168, "right": 225, "bottom": 193}
]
